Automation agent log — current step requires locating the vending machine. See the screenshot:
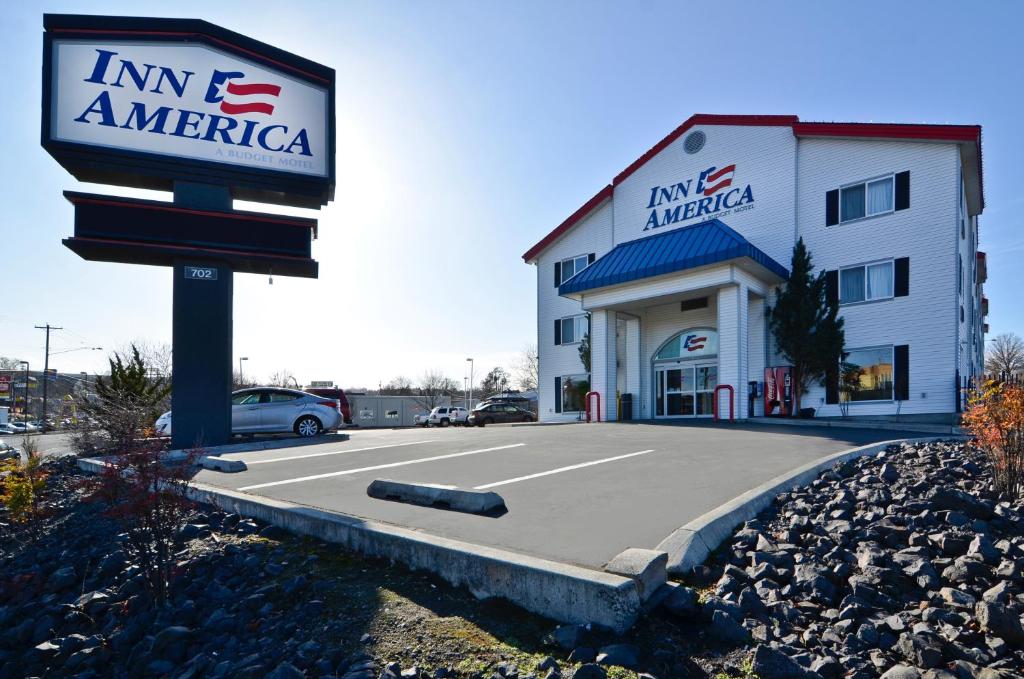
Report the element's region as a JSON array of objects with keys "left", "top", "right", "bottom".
[{"left": 763, "top": 366, "right": 793, "bottom": 416}]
